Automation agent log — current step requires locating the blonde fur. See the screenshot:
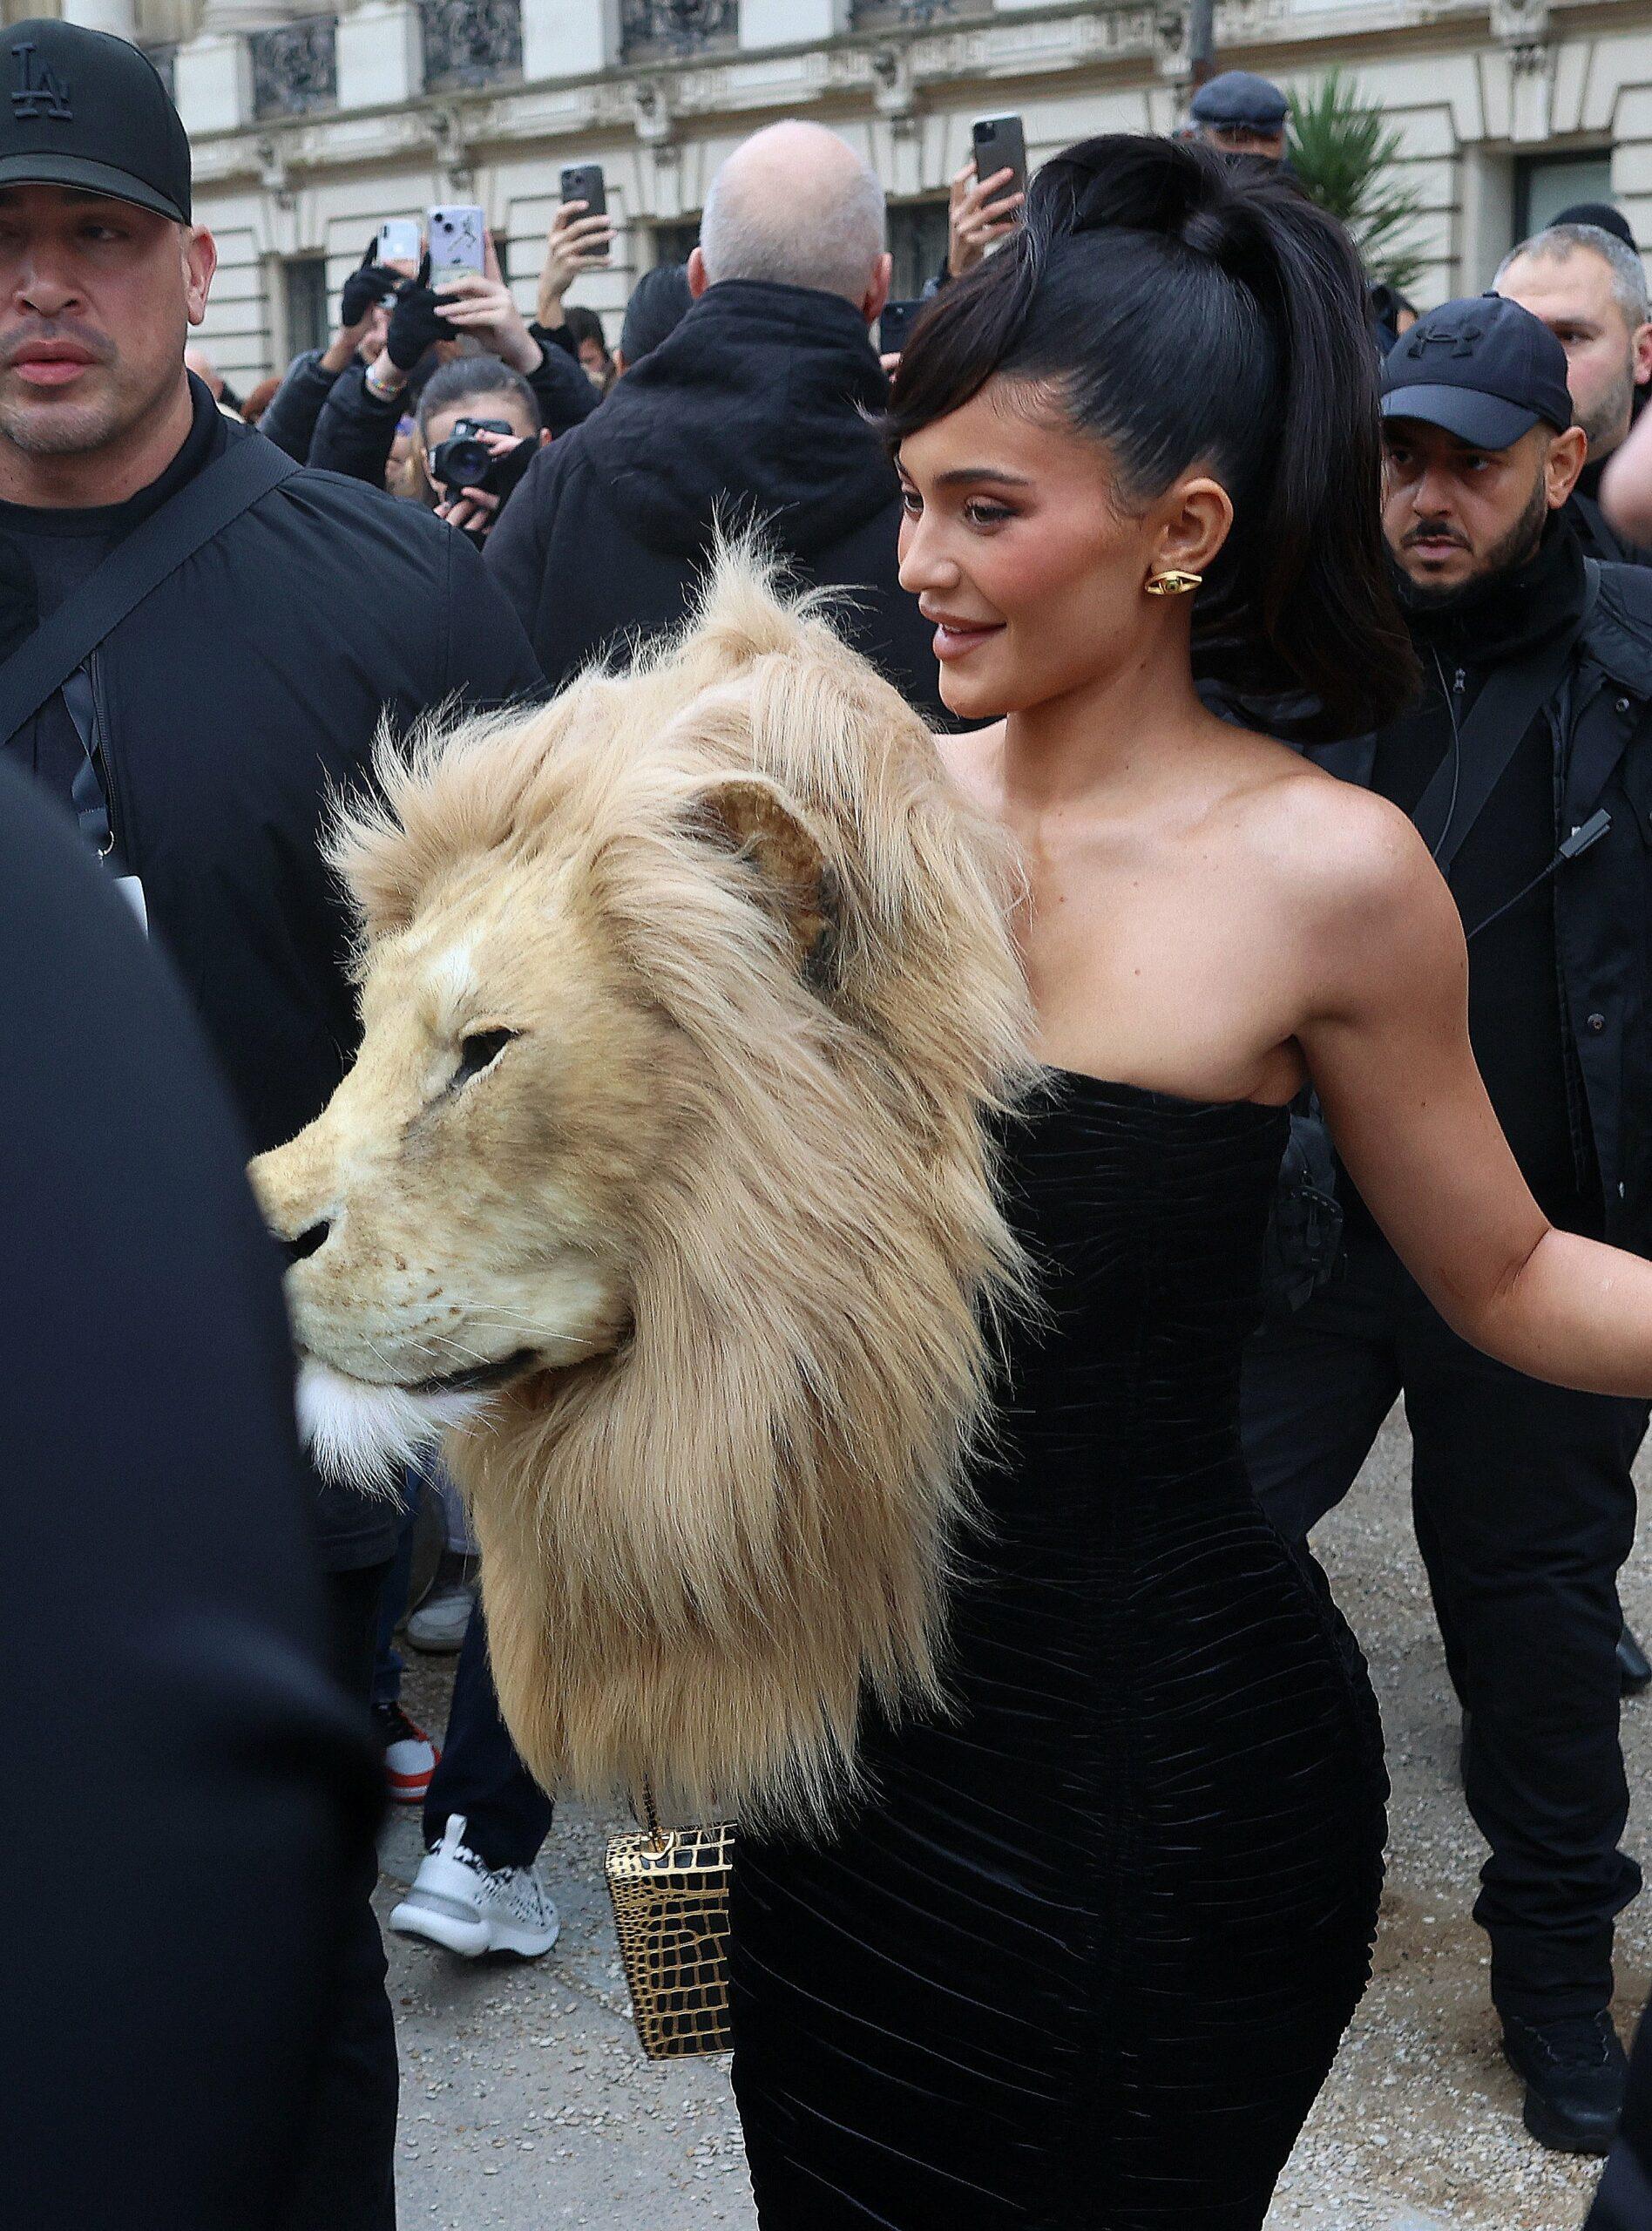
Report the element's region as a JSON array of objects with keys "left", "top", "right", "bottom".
[{"left": 253, "top": 545, "right": 1037, "bottom": 1833}]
